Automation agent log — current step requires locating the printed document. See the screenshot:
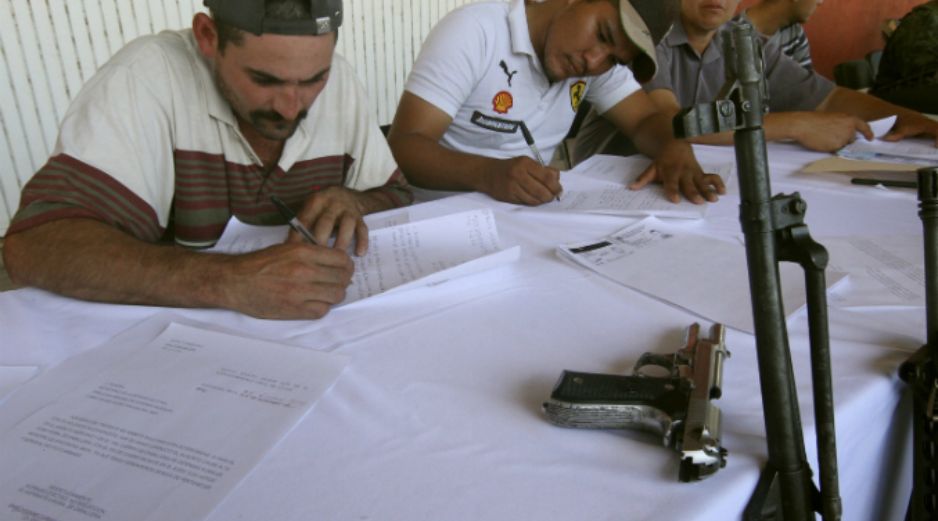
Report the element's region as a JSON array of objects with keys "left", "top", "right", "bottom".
[
  {"left": 838, "top": 115, "right": 938, "bottom": 166},
  {"left": 530, "top": 155, "right": 734, "bottom": 219},
  {"left": 211, "top": 208, "right": 521, "bottom": 305},
  {"left": 0, "top": 318, "right": 348, "bottom": 521},
  {"left": 823, "top": 235, "right": 924, "bottom": 307},
  {"left": 557, "top": 217, "right": 845, "bottom": 333}
]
